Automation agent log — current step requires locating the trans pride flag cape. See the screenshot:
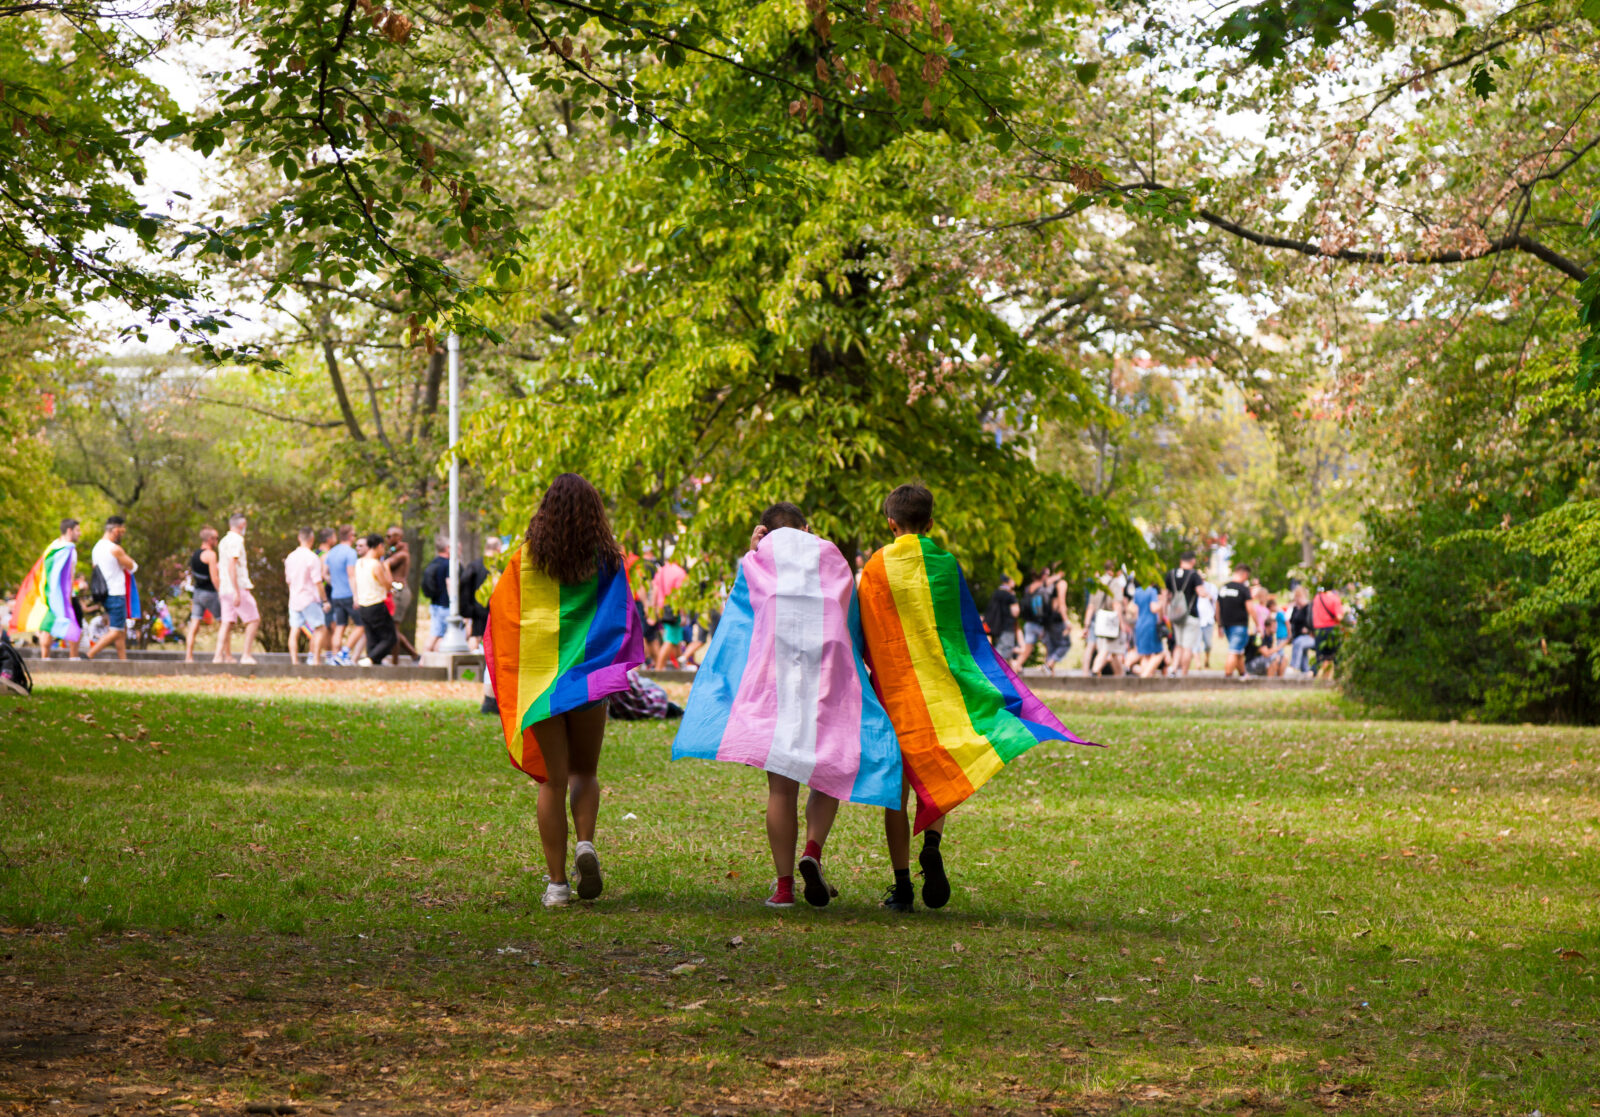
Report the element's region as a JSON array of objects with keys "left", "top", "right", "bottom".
[
  {"left": 855, "top": 533, "right": 1098, "bottom": 832},
  {"left": 485, "top": 542, "right": 645, "bottom": 782},
  {"left": 672, "top": 528, "right": 902, "bottom": 808},
  {"left": 6, "top": 539, "right": 80, "bottom": 644}
]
